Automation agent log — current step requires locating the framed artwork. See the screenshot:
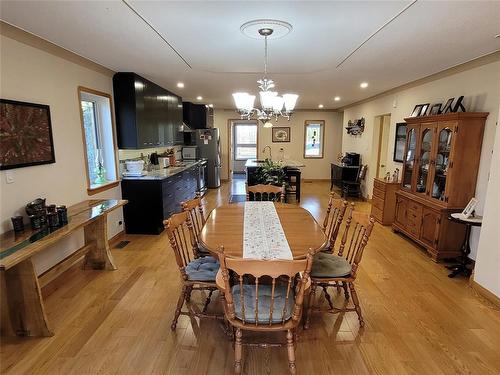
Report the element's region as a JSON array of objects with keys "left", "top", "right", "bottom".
[
  {"left": 393, "top": 122, "right": 407, "bottom": 163},
  {"left": 420, "top": 103, "right": 430, "bottom": 116},
  {"left": 429, "top": 103, "right": 442, "bottom": 115},
  {"left": 0, "top": 99, "right": 55, "bottom": 170},
  {"left": 410, "top": 105, "right": 423, "bottom": 117},
  {"left": 272, "top": 126, "right": 290, "bottom": 142},
  {"left": 461, "top": 197, "right": 478, "bottom": 219},
  {"left": 304, "top": 120, "right": 324, "bottom": 158},
  {"left": 442, "top": 98, "right": 455, "bottom": 113}
]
